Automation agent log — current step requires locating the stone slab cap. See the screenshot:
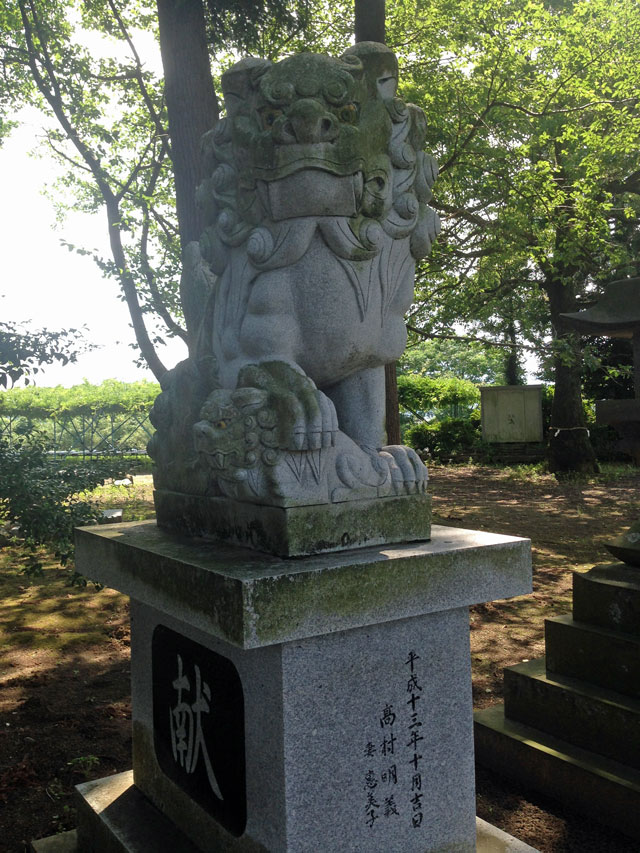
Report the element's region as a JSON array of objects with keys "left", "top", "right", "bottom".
[
  {"left": 70, "top": 770, "right": 539, "bottom": 853},
  {"left": 75, "top": 521, "right": 531, "bottom": 649},
  {"left": 560, "top": 277, "right": 640, "bottom": 337},
  {"left": 606, "top": 520, "right": 640, "bottom": 567}
]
